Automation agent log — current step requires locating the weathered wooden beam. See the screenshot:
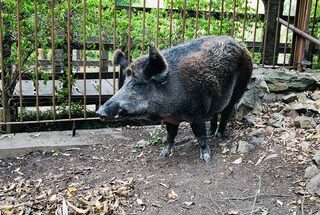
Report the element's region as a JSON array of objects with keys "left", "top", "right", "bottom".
[{"left": 277, "top": 18, "right": 320, "bottom": 46}]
